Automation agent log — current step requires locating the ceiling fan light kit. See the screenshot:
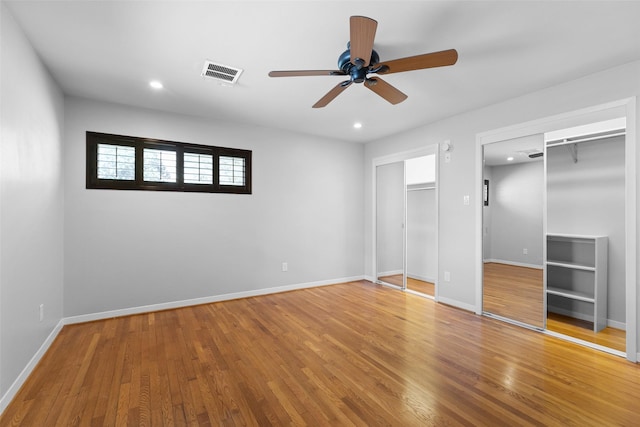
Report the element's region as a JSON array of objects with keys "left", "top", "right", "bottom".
[{"left": 268, "top": 16, "right": 458, "bottom": 108}]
